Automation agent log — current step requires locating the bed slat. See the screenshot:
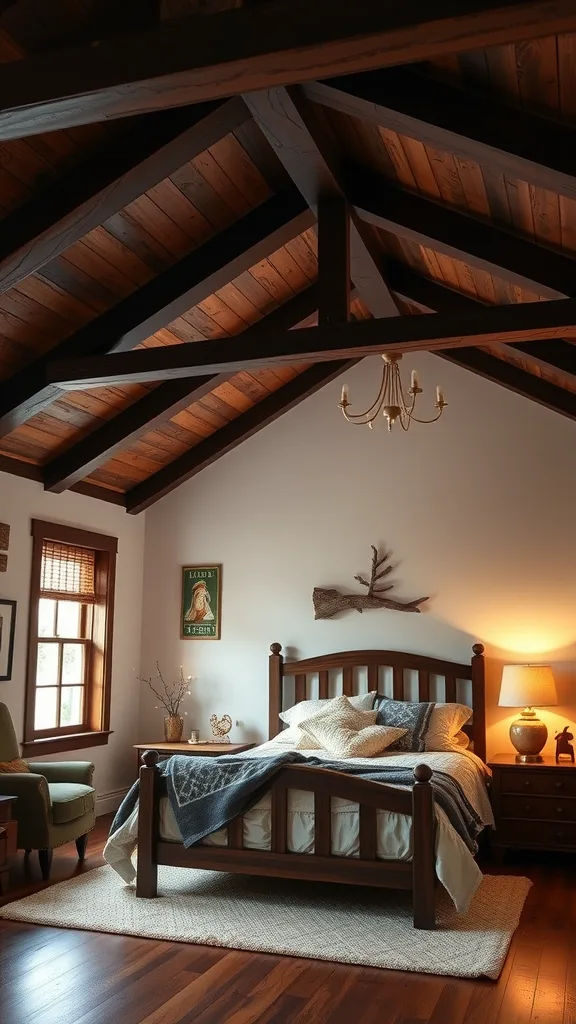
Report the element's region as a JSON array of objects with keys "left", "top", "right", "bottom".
[
  {"left": 393, "top": 666, "right": 403, "bottom": 700},
  {"left": 343, "top": 665, "right": 353, "bottom": 697},
  {"left": 228, "top": 816, "right": 243, "bottom": 850},
  {"left": 359, "top": 805, "right": 377, "bottom": 860},
  {"left": 368, "top": 664, "right": 378, "bottom": 693},
  {"left": 444, "top": 674, "right": 457, "bottom": 703},
  {"left": 295, "top": 674, "right": 307, "bottom": 703},
  {"left": 271, "top": 786, "right": 287, "bottom": 853},
  {"left": 319, "top": 670, "right": 329, "bottom": 699},
  {"left": 418, "top": 670, "right": 430, "bottom": 702},
  {"left": 314, "top": 793, "right": 331, "bottom": 857}
]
